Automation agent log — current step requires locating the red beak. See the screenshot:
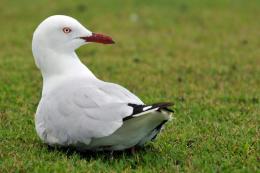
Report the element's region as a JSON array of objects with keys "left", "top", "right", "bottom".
[{"left": 81, "top": 33, "right": 115, "bottom": 44}]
